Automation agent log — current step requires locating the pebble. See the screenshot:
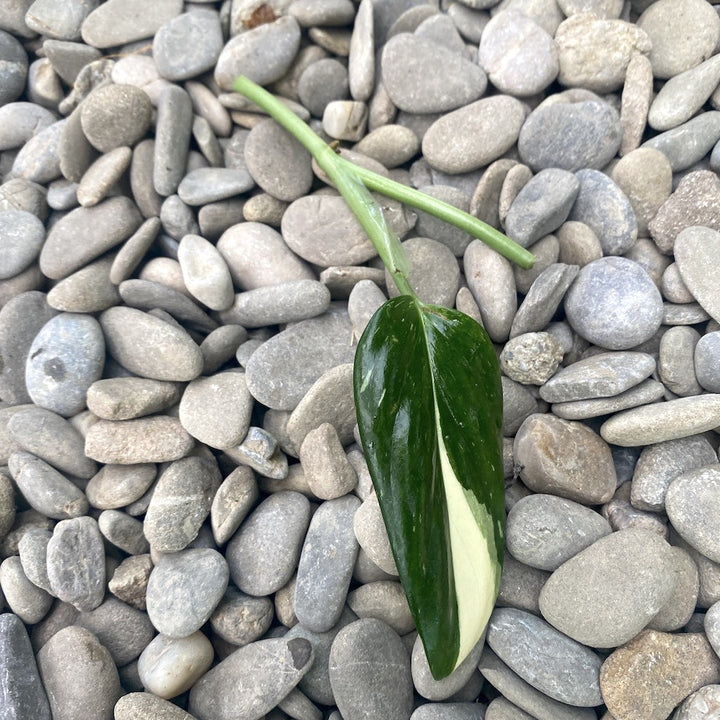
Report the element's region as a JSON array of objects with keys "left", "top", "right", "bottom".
[
  {"left": 643, "top": 111, "right": 720, "bottom": 172},
  {"left": 518, "top": 94, "right": 622, "bottom": 171},
  {"left": 502, "top": 378, "right": 538, "bottom": 436},
  {"left": 84, "top": 416, "right": 195, "bottom": 464},
  {"left": 478, "top": 11, "right": 558, "bottom": 97},
  {"left": 154, "top": 84, "right": 193, "bottom": 196},
  {"left": 245, "top": 306, "right": 355, "bottom": 410},
  {"left": 600, "top": 630, "right": 720, "bottom": 720},
  {"left": 504, "top": 169, "right": 579, "bottom": 249},
  {"left": 210, "top": 587, "right": 273, "bottom": 646},
  {"left": 506, "top": 494, "right": 612, "bottom": 571},
  {"left": 382, "top": 33, "right": 485, "bottom": 114},
  {"left": 478, "top": 648, "right": 596, "bottom": 720},
  {"left": 210, "top": 465, "right": 258, "bottom": 546},
  {"left": 499, "top": 332, "right": 564, "bottom": 385},
  {"left": 17, "top": 527, "right": 52, "bottom": 593},
  {"left": 0, "top": 209, "right": 45, "bottom": 280},
  {"left": 354, "top": 492, "right": 398, "bottom": 576},
  {"left": 659, "top": 325, "right": 702, "bottom": 396},
  {"left": 422, "top": 96, "right": 526, "bottom": 174},
  {"left": 99, "top": 306, "right": 203, "bottom": 381},
  {"left": 114, "top": 692, "right": 196, "bottom": 720},
  {"left": 39, "top": 195, "right": 143, "bottom": 280},
  {"left": 0, "top": 612, "right": 51, "bottom": 719},
  {"left": 146, "top": 548, "right": 228, "bottom": 638},
  {"left": 564, "top": 257, "right": 663, "bottom": 350},
  {"left": 175, "top": 233, "right": 234, "bottom": 312},
  {"left": 0, "top": 29, "right": 27, "bottom": 105},
  {"left": 108, "top": 554, "right": 153, "bottom": 611},
  {"left": 487, "top": 607, "right": 603, "bottom": 706},
  {"left": 484, "top": 697, "right": 534, "bottom": 720},
  {"left": 98, "top": 509, "right": 149, "bottom": 554},
  {"left": 636, "top": 0, "right": 720, "bottom": 79},
  {"left": 0, "top": 102, "right": 55, "bottom": 152},
  {"left": 555, "top": 13, "right": 651, "bottom": 93},
  {"left": 300, "top": 422, "right": 357, "bottom": 499},
  {"left": 47, "top": 255, "right": 121, "bottom": 312},
  {"left": 662, "top": 262, "right": 694, "bottom": 304},
  {"left": 0, "top": 555, "right": 53, "bottom": 623},
  {"left": 675, "top": 226, "right": 720, "bottom": 324},
  {"left": 675, "top": 685, "right": 720, "bottom": 720},
  {"left": 346, "top": 581, "right": 414, "bottom": 636},
  {"left": 540, "top": 351, "right": 656, "bottom": 403},
  {"left": 214, "top": 15, "right": 302, "bottom": 89},
  {"left": 695, "top": 331, "right": 720, "bottom": 392},
  {"left": 295, "top": 494, "right": 361, "bottom": 632},
  {"left": 81, "top": 0, "right": 183, "bottom": 48},
  {"left": 86, "top": 377, "right": 180, "bottom": 421},
  {"left": 348, "top": 0, "right": 374, "bottom": 101},
  {"left": 189, "top": 637, "right": 314, "bottom": 720},
  {"left": 46, "top": 516, "right": 106, "bottom": 612},
  {"left": 514, "top": 414, "right": 616, "bottom": 504},
  {"left": 322, "top": 100, "right": 368, "bottom": 141},
  {"left": 329, "top": 618, "right": 414, "bottom": 720},
  {"left": 600, "top": 394, "right": 720, "bottom": 446},
  {"left": 353, "top": 125, "right": 419, "bottom": 170},
  {"left": 176, "top": 168, "right": 253, "bottom": 207},
  {"left": 137, "top": 631, "right": 214, "bottom": 699},
  {"left": 36, "top": 625, "right": 122, "bottom": 720},
  {"left": 297, "top": 58, "right": 349, "bottom": 118},
  {"left": 226, "top": 491, "right": 311, "bottom": 595},
  {"left": 7, "top": 405, "right": 96, "bottom": 478}
]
